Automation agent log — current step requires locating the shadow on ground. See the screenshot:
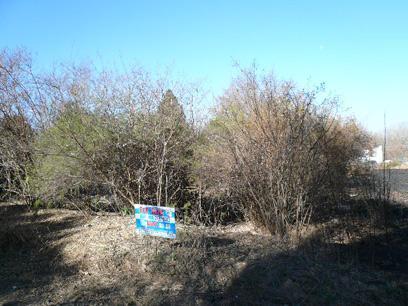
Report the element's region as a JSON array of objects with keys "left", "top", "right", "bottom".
[
  {"left": 47, "top": 202, "right": 408, "bottom": 305},
  {"left": 217, "top": 202, "right": 408, "bottom": 306},
  {"left": 0, "top": 202, "right": 84, "bottom": 305},
  {"left": 1, "top": 200, "right": 407, "bottom": 305}
]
